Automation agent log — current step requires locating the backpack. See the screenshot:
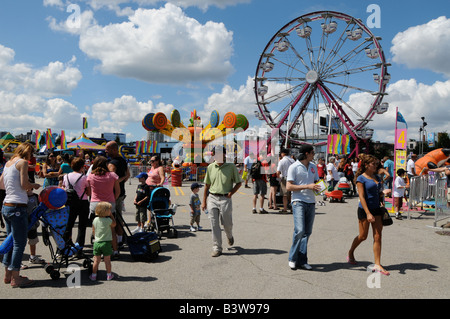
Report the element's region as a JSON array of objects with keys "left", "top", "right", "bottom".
[
  {"left": 250, "top": 161, "right": 262, "bottom": 180},
  {"left": 65, "top": 174, "right": 85, "bottom": 205}
]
